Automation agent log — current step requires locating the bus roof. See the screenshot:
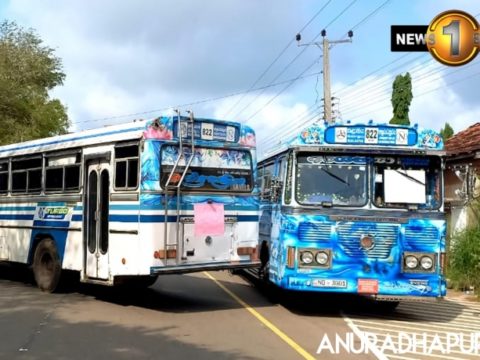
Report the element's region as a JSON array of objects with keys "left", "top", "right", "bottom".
[
  {"left": 261, "top": 120, "right": 444, "bottom": 160},
  {"left": 0, "top": 116, "right": 256, "bottom": 158}
]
